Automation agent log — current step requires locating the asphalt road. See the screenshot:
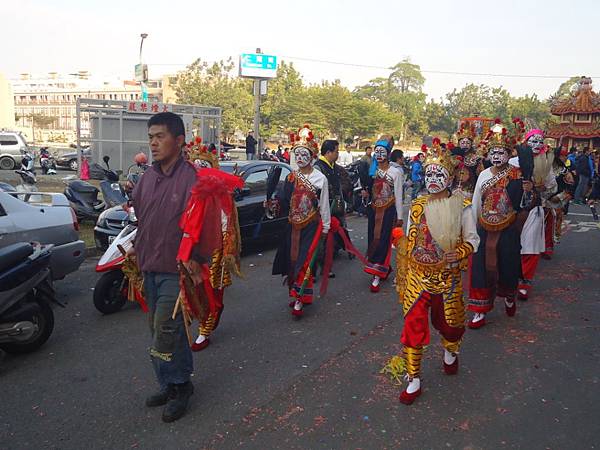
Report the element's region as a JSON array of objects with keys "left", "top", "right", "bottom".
[{"left": 1, "top": 208, "right": 599, "bottom": 450}]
